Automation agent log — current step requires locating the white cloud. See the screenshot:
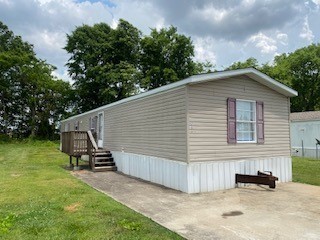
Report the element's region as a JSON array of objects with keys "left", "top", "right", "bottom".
[
  {"left": 53, "top": 69, "right": 72, "bottom": 82},
  {"left": 111, "top": 0, "right": 164, "bottom": 35},
  {"left": 276, "top": 32, "right": 288, "bottom": 45},
  {"left": 248, "top": 33, "right": 277, "bottom": 54},
  {"left": 155, "top": 18, "right": 165, "bottom": 31},
  {"left": 0, "top": 0, "right": 114, "bottom": 82},
  {"left": 40, "top": 30, "right": 65, "bottom": 50},
  {"left": 193, "top": 4, "right": 229, "bottom": 23},
  {"left": 242, "top": 0, "right": 256, "bottom": 7},
  {"left": 300, "top": 16, "right": 314, "bottom": 42},
  {"left": 0, "top": 0, "right": 12, "bottom": 5},
  {"left": 110, "top": 19, "right": 118, "bottom": 29},
  {"left": 0, "top": 0, "right": 319, "bottom": 82},
  {"left": 193, "top": 37, "right": 217, "bottom": 64}
]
